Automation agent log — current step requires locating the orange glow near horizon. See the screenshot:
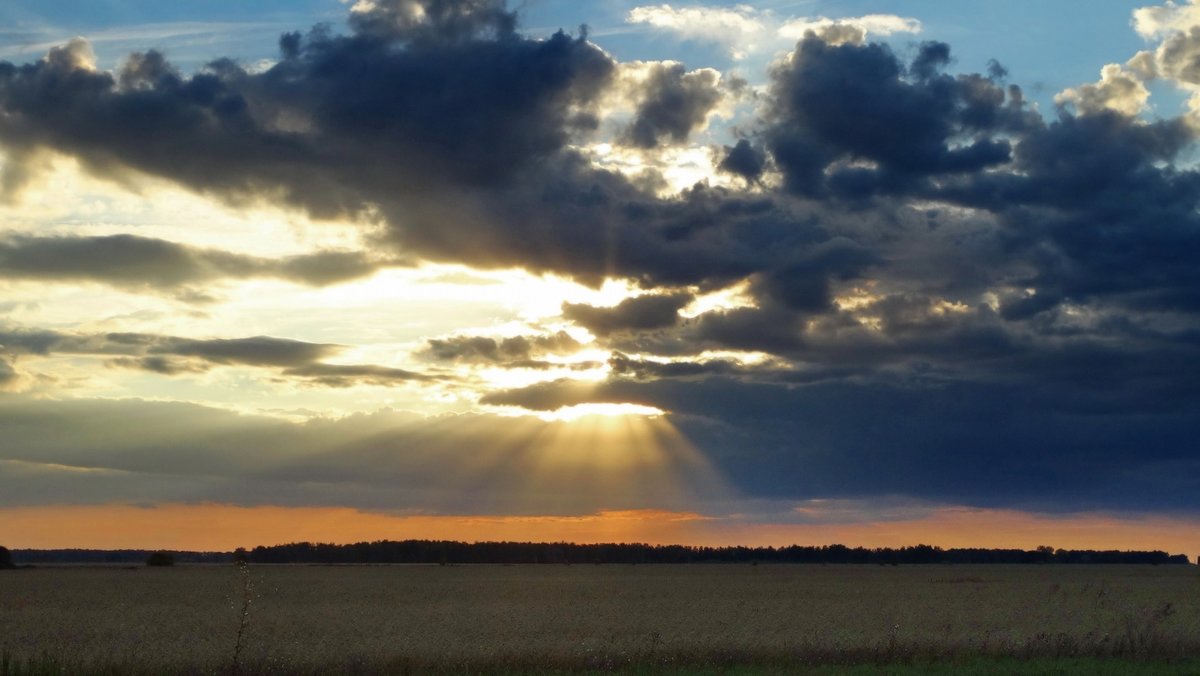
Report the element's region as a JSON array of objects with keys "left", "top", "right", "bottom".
[{"left": 2, "top": 503, "right": 1197, "bottom": 561}]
